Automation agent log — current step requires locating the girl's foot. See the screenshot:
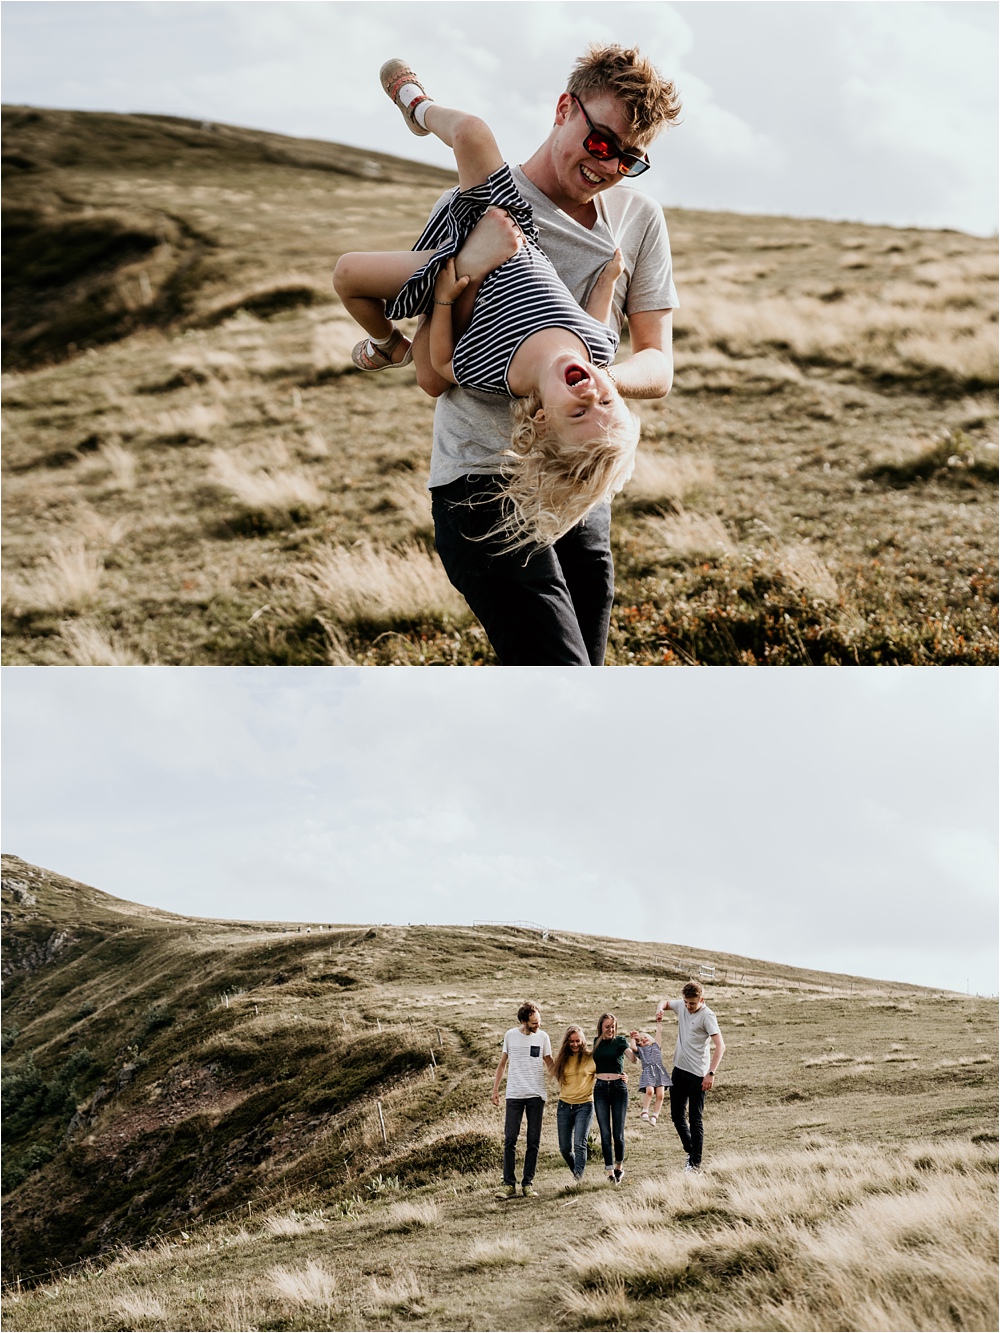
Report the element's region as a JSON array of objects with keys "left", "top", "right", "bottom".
[
  {"left": 640, "top": 1110, "right": 649, "bottom": 1121},
  {"left": 649, "top": 1114, "right": 658, "bottom": 1125},
  {"left": 606, "top": 1170, "right": 616, "bottom": 1185},
  {"left": 379, "top": 59, "right": 432, "bottom": 136},
  {"left": 351, "top": 328, "right": 413, "bottom": 372},
  {"left": 613, "top": 1165, "right": 625, "bottom": 1185}
]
